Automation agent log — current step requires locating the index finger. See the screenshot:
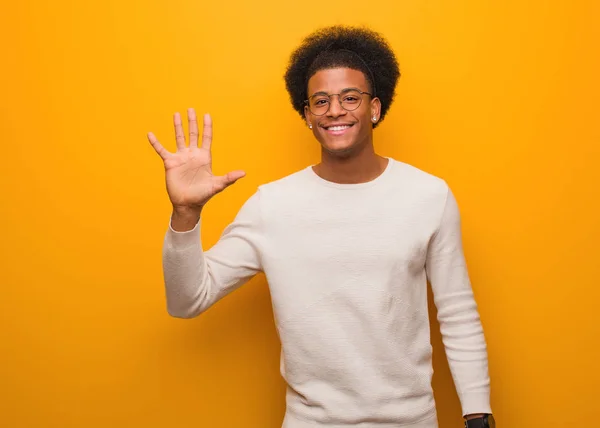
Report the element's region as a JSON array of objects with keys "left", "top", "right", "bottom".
[
  {"left": 201, "top": 113, "right": 212, "bottom": 151},
  {"left": 173, "top": 112, "right": 186, "bottom": 150},
  {"left": 188, "top": 108, "right": 199, "bottom": 148}
]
